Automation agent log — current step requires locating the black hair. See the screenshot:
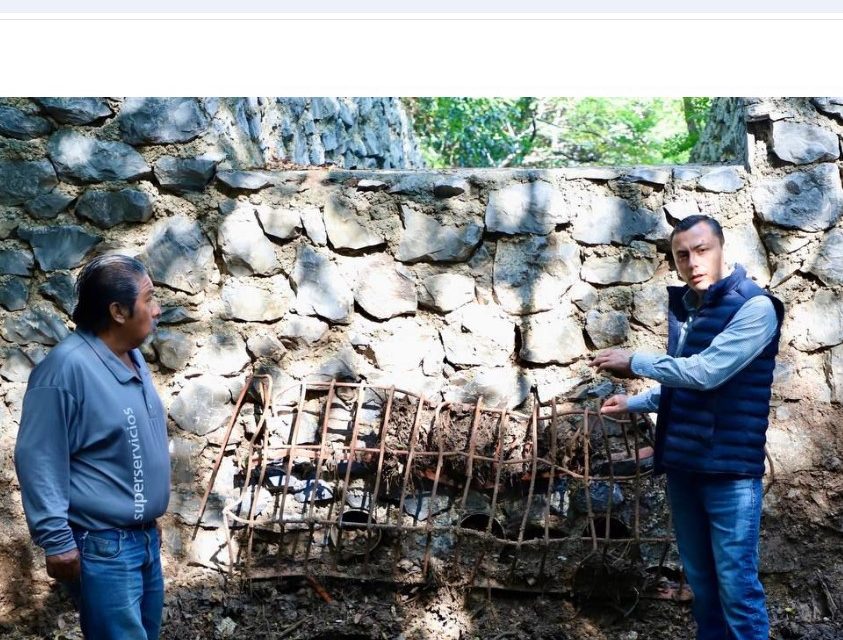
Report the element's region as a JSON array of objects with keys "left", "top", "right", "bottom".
[
  {"left": 670, "top": 214, "right": 725, "bottom": 245},
  {"left": 72, "top": 254, "right": 149, "bottom": 333}
]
